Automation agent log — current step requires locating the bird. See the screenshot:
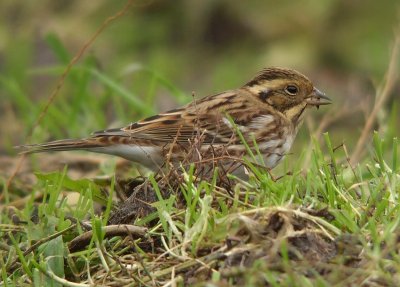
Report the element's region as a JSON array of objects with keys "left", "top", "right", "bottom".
[{"left": 18, "top": 67, "right": 331, "bottom": 178}]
